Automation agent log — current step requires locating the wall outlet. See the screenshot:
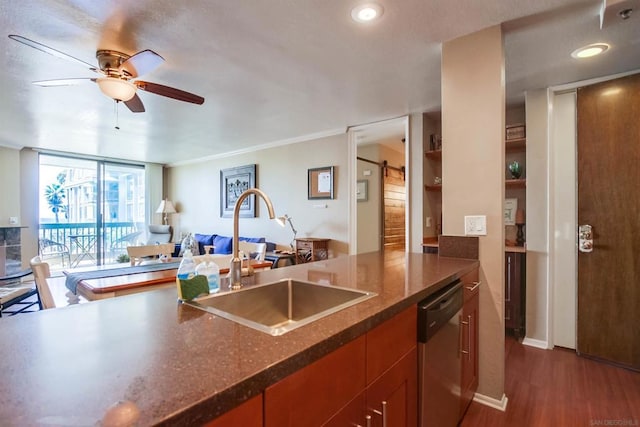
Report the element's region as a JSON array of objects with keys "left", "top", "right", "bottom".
[
  {"left": 464, "top": 215, "right": 487, "bottom": 236},
  {"left": 426, "top": 217, "right": 432, "bottom": 228},
  {"left": 9, "top": 217, "right": 18, "bottom": 225}
]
